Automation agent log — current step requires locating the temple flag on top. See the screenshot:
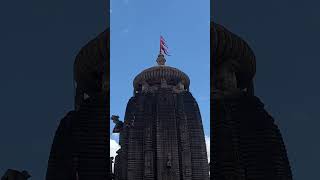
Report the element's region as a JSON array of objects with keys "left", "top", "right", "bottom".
[{"left": 160, "top": 35, "right": 171, "bottom": 56}]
